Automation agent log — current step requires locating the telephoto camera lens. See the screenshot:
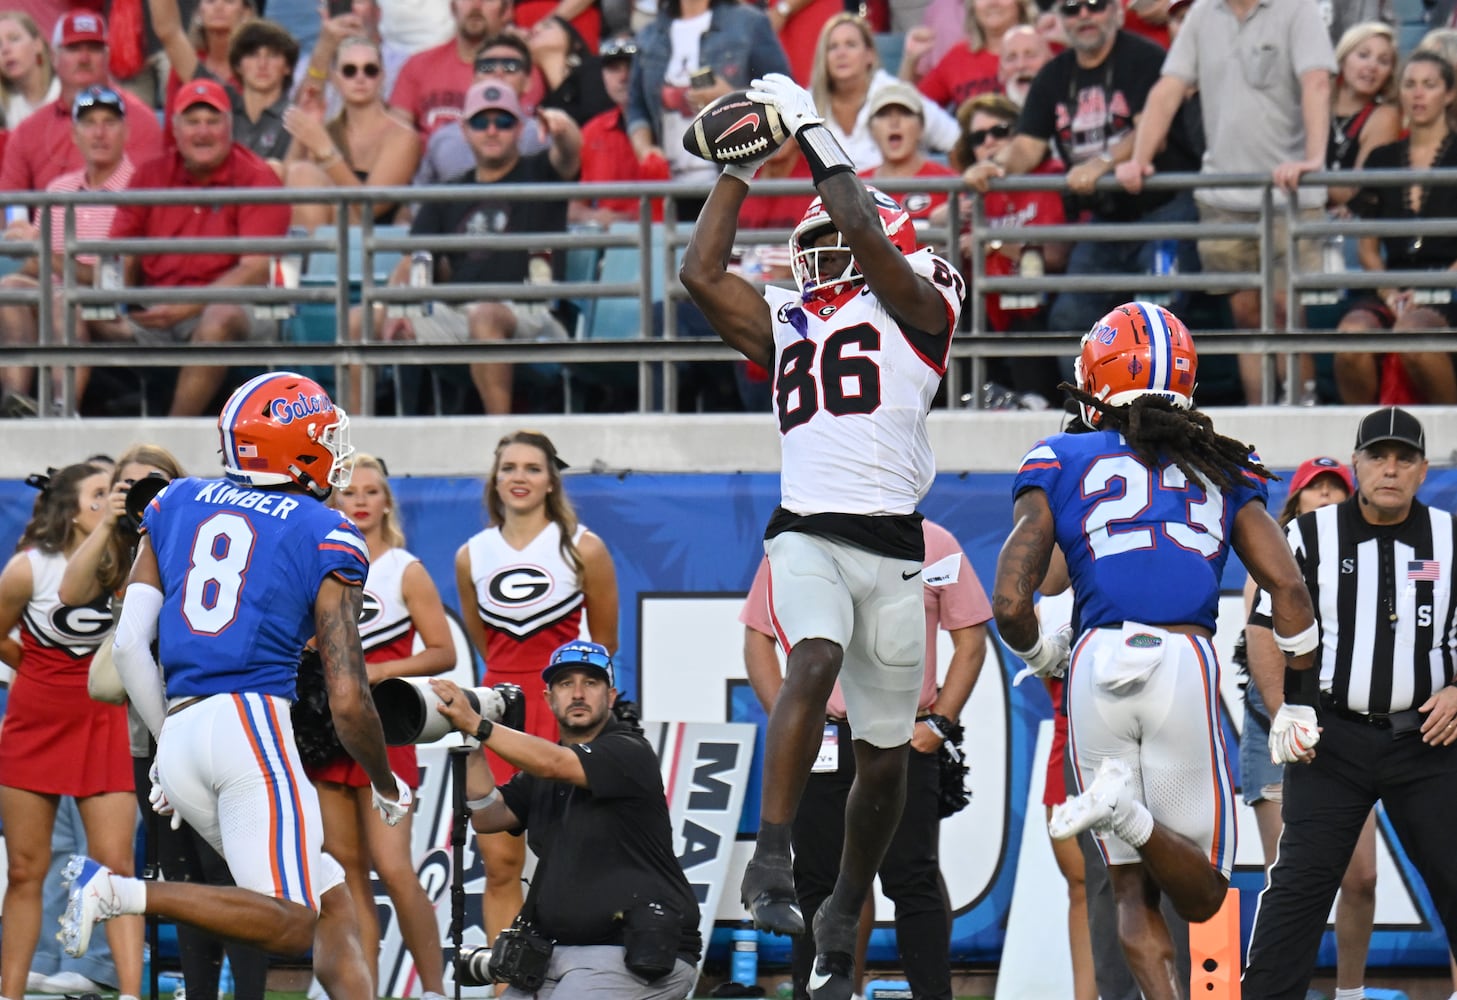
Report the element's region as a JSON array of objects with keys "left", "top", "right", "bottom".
[{"left": 455, "top": 946, "right": 493, "bottom": 988}]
